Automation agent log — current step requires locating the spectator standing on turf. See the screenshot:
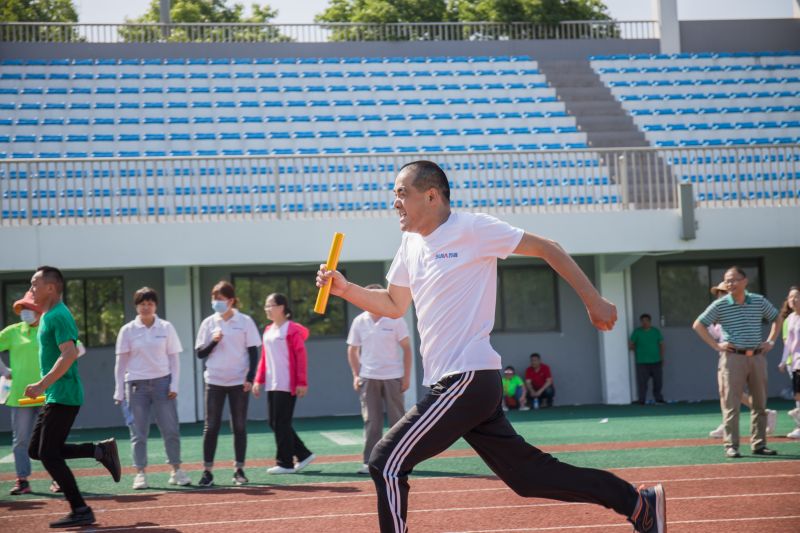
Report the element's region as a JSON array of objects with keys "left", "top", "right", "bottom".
[
  {"left": 253, "top": 293, "right": 315, "bottom": 474},
  {"left": 779, "top": 286, "right": 800, "bottom": 439},
  {"left": 693, "top": 266, "right": 781, "bottom": 458},
  {"left": 346, "top": 285, "right": 412, "bottom": 474},
  {"left": 115, "top": 287, "right": 190, "bottom": 489},
  {"left": 317, "top": 160, "right": 665, "bottom": 533},
  {"left": 629, "top": 314, "right": 665, "bottom": 404},
  {"left": 502, "top": 365, "right": 529, "bottom": 411},
  {"left": 524, "top": 353, "right": 555, "bottom": 408},
  {"left": 195, "top": 281, "right": 260, "bottom": 487},
  {"left": 1, "top": 291, "right": 47, "bottom": 496},
  {"left": 707, "top": 282, "right": 776, "bottom": 439},
  {"left": 26, "top": 266, "right": 121, "bottom": 528}
]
